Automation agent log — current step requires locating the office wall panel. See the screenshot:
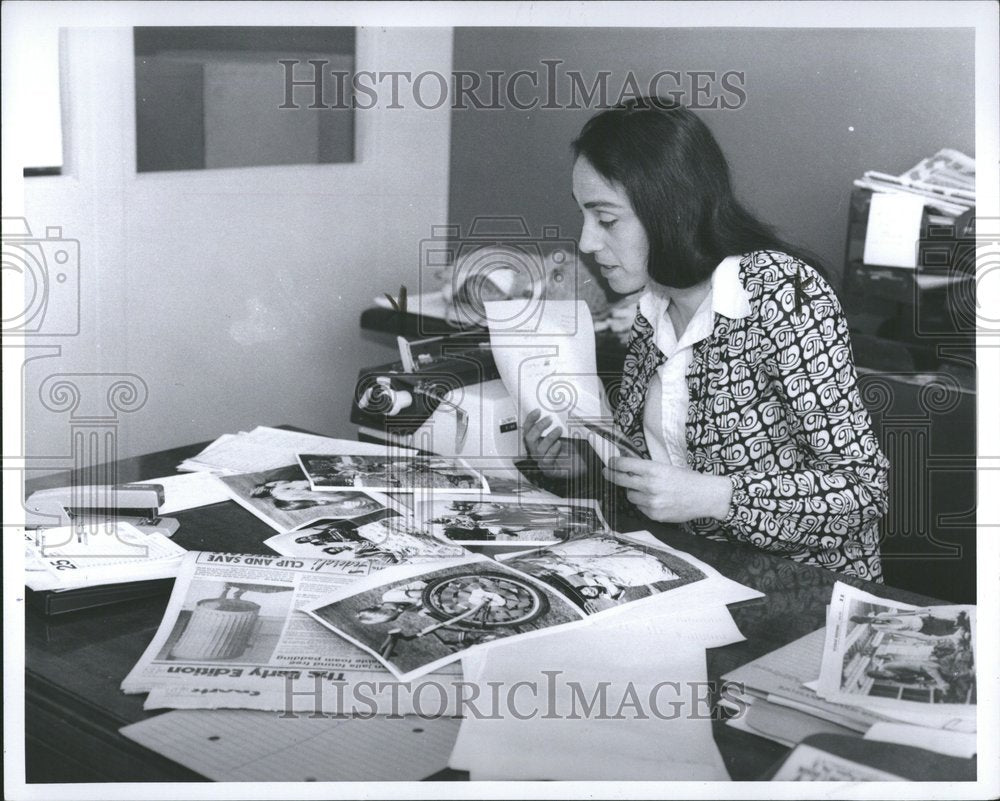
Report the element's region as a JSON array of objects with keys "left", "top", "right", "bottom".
[{"left": 448, "top": 28, "right": 975, "bottom": 288}]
